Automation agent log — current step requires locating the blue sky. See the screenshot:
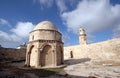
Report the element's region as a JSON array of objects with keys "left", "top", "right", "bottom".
[{"left": 0, "top": 0, "right": 120, "bottom": 48}]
